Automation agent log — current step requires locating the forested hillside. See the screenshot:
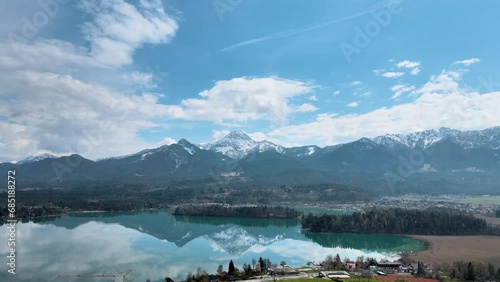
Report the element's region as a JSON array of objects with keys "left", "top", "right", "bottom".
[{"left": 174, "top": 204, "right": 302, "bottom": 219}]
